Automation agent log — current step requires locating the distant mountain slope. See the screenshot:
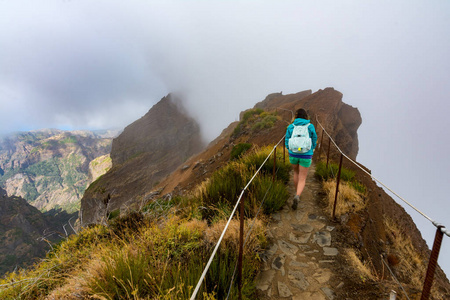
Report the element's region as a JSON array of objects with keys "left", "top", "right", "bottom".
[
  {"left": 0, "top": 129, "right": 117, "bottom": 212},
  {"left": 80, "top": 94, "right": 205, "bottom": 226},
  {"left": 0, "top": 187, "right": 76, "bottom": 276}
]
